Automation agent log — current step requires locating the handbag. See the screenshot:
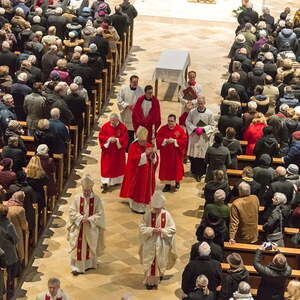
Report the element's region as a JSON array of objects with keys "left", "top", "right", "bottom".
[{"left": 267, "top": 207, "right": 283, "bottom": 242}]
